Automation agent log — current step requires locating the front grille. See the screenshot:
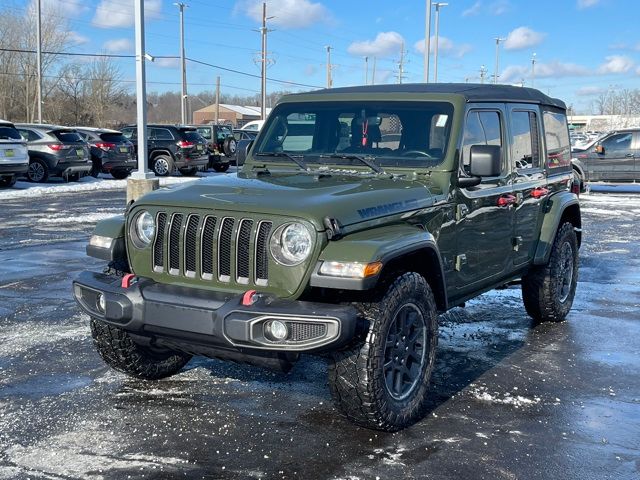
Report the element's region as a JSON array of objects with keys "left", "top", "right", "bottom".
[{"left": 152, "top": 211, "right": 272, "bottom": 287}]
